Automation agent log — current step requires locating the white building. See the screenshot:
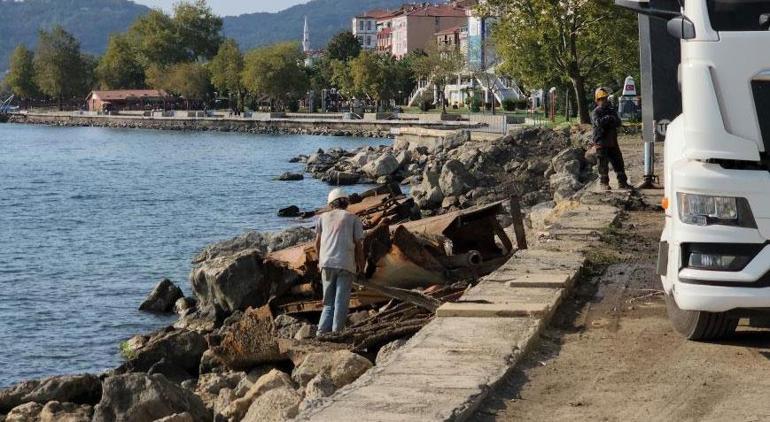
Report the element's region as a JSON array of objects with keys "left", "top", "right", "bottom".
[{"left": 352, "top": 12, "right": 380, "bottom": 51}]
